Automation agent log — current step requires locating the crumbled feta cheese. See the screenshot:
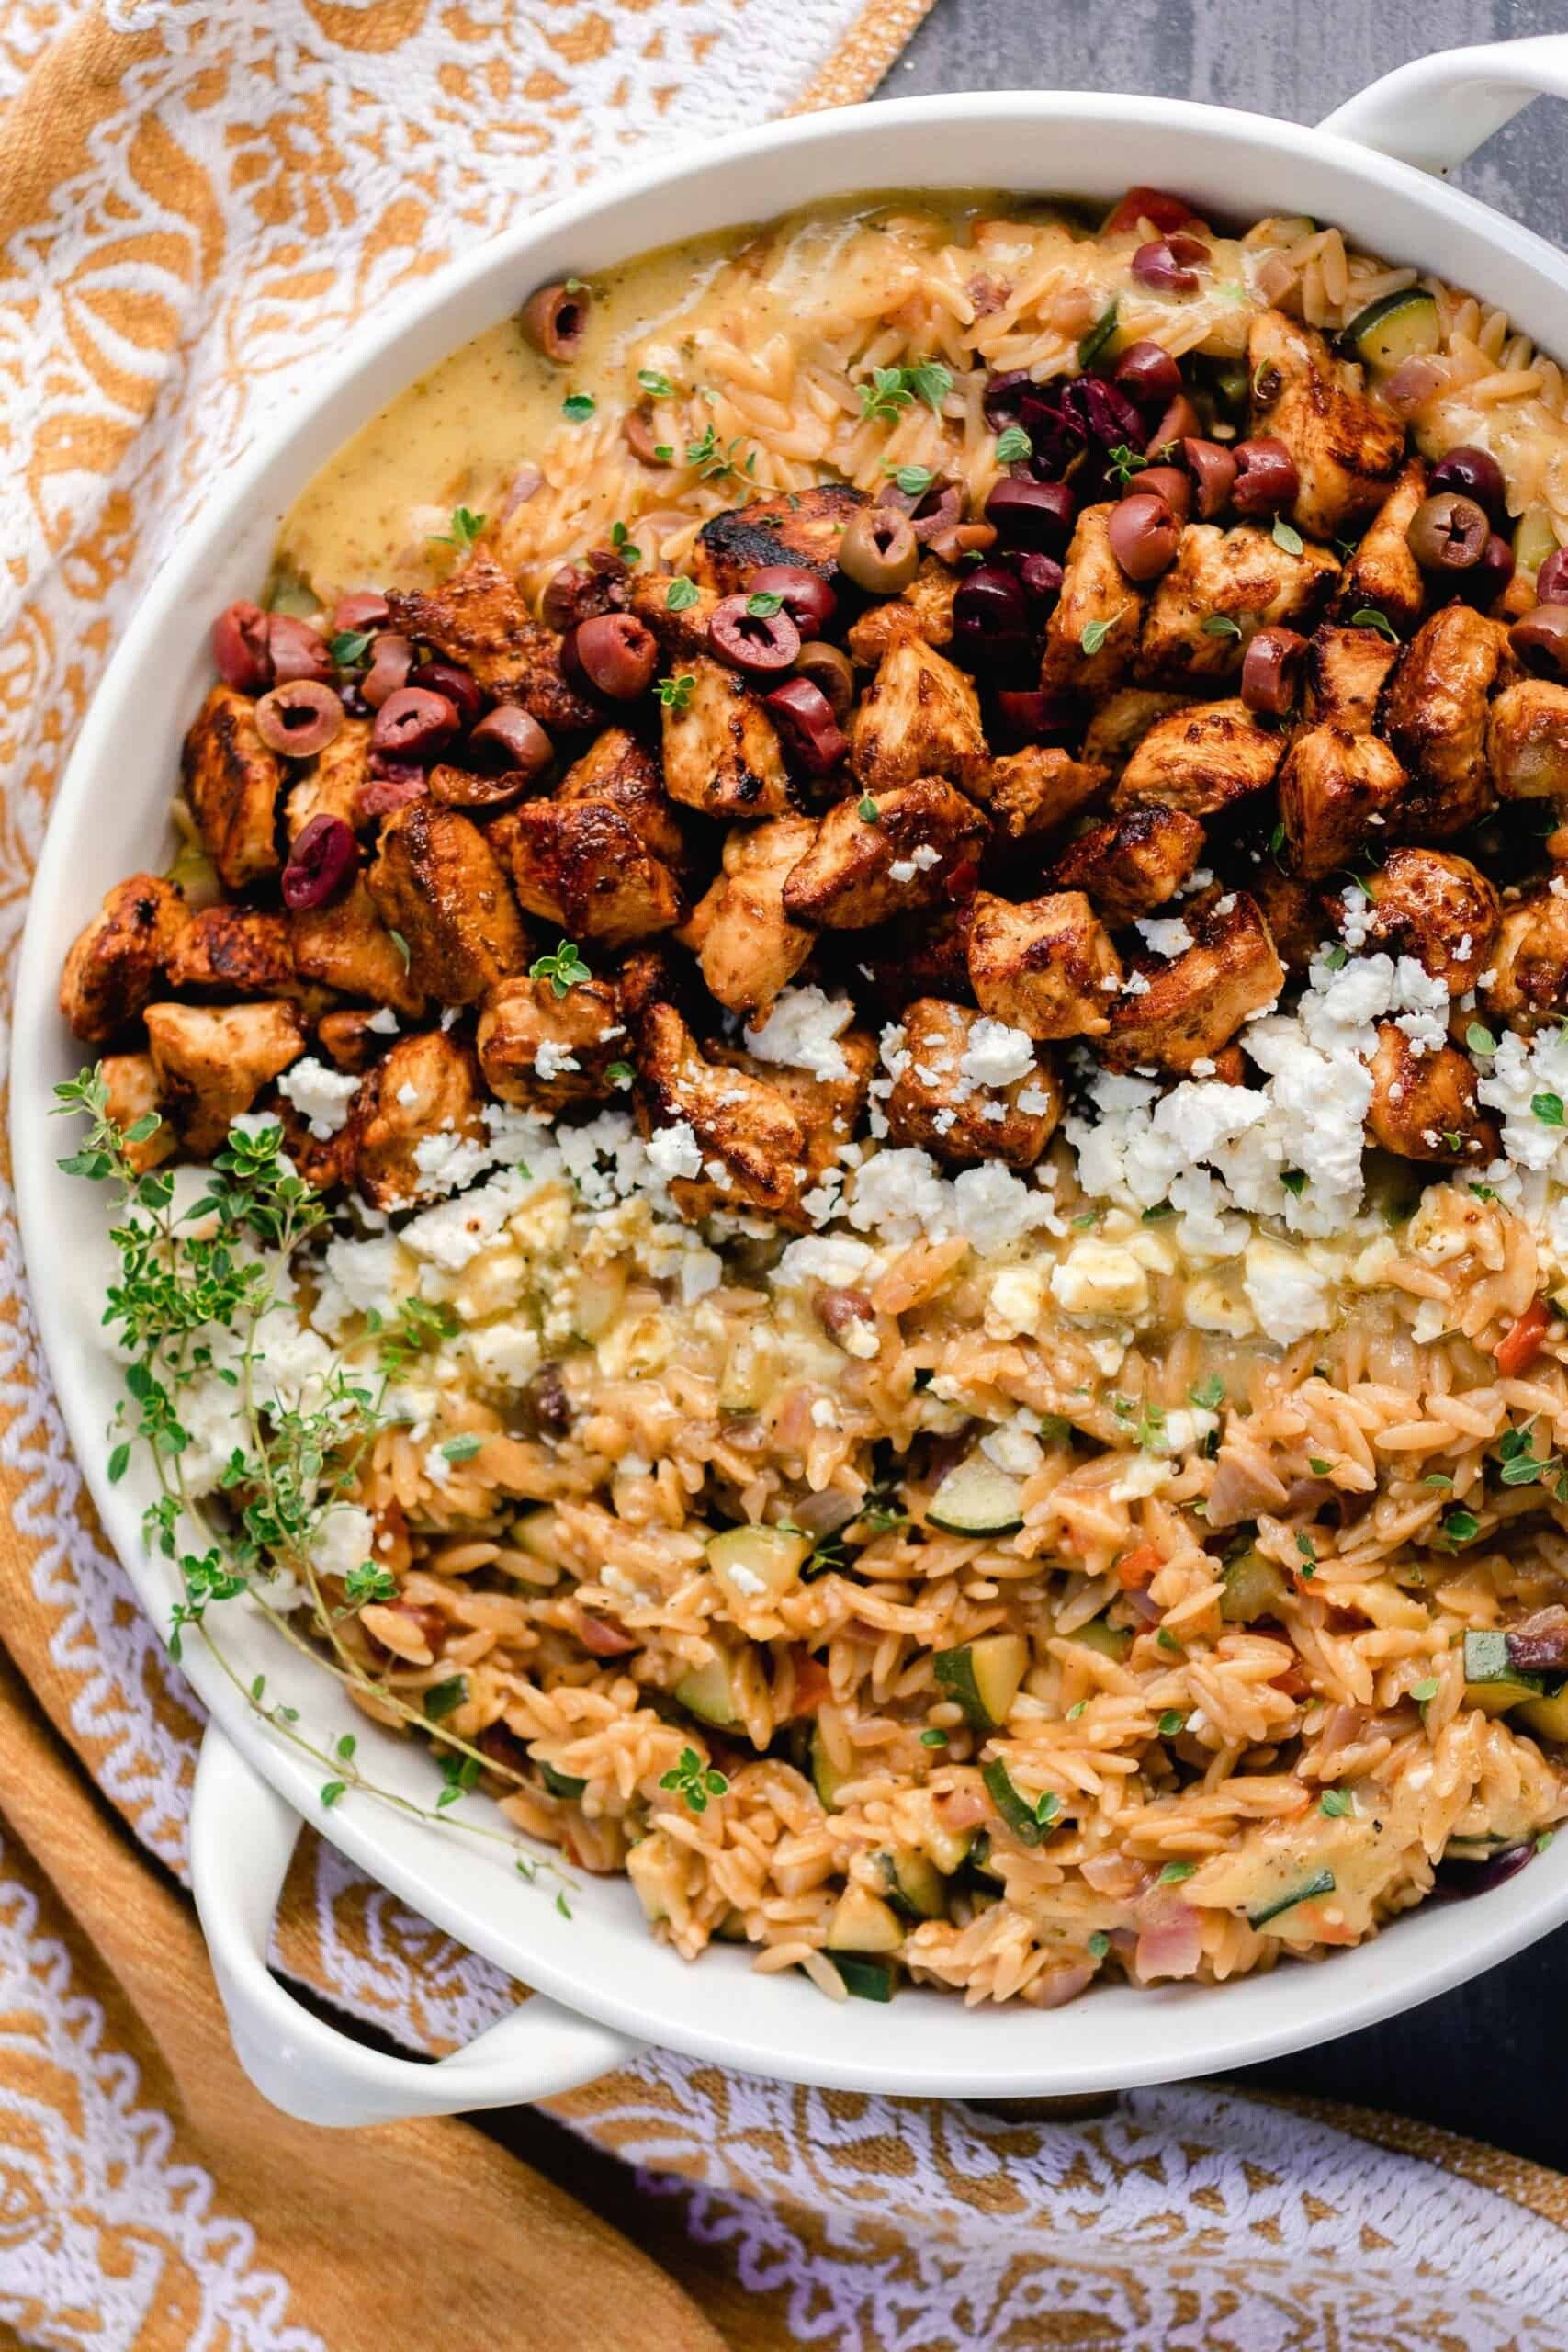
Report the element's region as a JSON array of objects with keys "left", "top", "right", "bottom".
[
  {"left": 310, "top": 1504, "right": 377, "bottom": 1583},
  {"left": 401, "top": 1167, "right": 534, "bottom": 1272},
  {"left": 810, "top": 1397, "right": 838, "bottom": 1428},
  {"left": 847, "top": 1148, "right": 953, "bottom": 1242},
  {"left": 645, "top": 1119, "right": 705, "bottom": 1181},
  {"left": 773, "top": 1234, "right": 877, "bottom": 1289},
  {"left": 986, "top": 1265, "right": 1045, "bottom": 1340},
  {"left": 534, "top": 1039, "right": 581, "bottom": 1082},
  {"left": 744, "top": 986, "right": 855, "bottom": 1082},
  {"left": 887, "top": 857, "right": 918, "bottom": 883},
  {"left": 958, "top": 1017, "right": 1036, "bottom": 1092},
  {"left": 1243, "top": 1236, "right": 1331, "bottom": 1345},
  {"left": 1108, "top": 1456, "right": 1171, "bottom": 1503},
  {"left": 466, "top": 1319, "right": 541, "bottom": 1388},
  {"left": 952, "top": 1163, "right": 1055, "bottom": 1254},
  {"left": 366, "top": 1007, "right": 400, "bottom": 1035},
  {"left": 1135, "top": 916, "right": 1193, "bottom": 958},
  {"left": 276, "top": 1056, "right": 360, "bottom": 1139},
  {"left": 981, "top": 1421, "right": 1045, "bottom": 1476},
  {"left": 1050, "top": 1238, "right": 1149, "bottom": 1317}
]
